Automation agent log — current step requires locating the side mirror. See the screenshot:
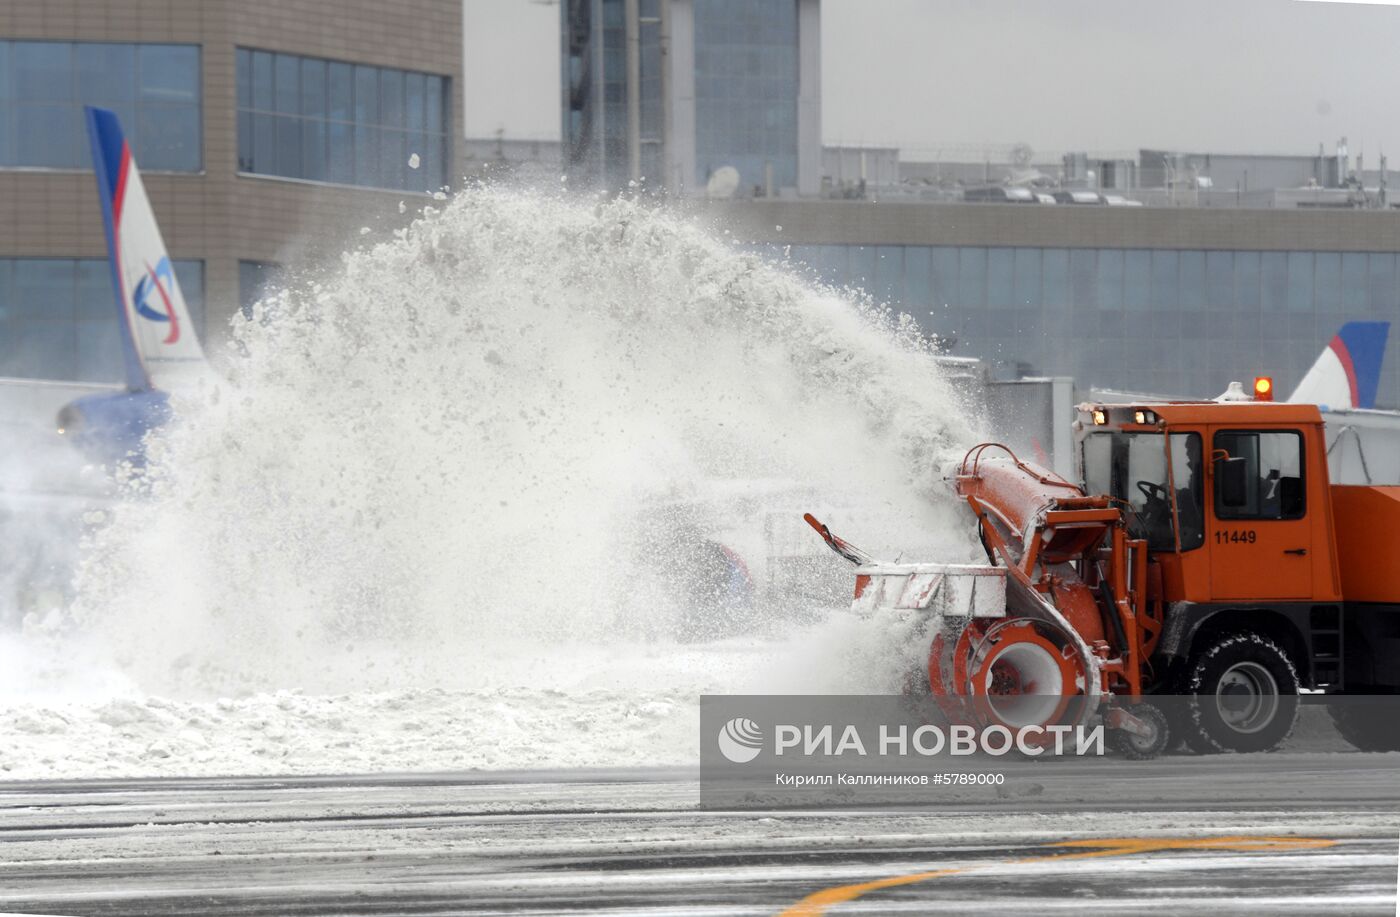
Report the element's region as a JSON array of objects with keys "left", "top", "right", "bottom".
[{"left": 1217, "top": 456, "right": 1248, "bottom": 508}]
